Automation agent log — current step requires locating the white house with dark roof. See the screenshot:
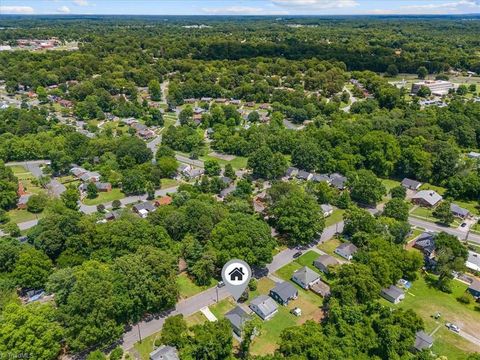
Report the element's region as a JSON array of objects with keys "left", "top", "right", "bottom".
[
  {"left": 149, "top": 345, "right": 179, "bottom": 360},
  {"left": 334, "top": 242, "right": 358, "bottom": 260},
  {"left": 249, "top": 295, "right": 278, "bottom": 320},
  {"left": 321, "top": 204, "right": 334, "bottom": 217},
  {"left": 291, "top": 266, "right": 321, "bottom": 290}
]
